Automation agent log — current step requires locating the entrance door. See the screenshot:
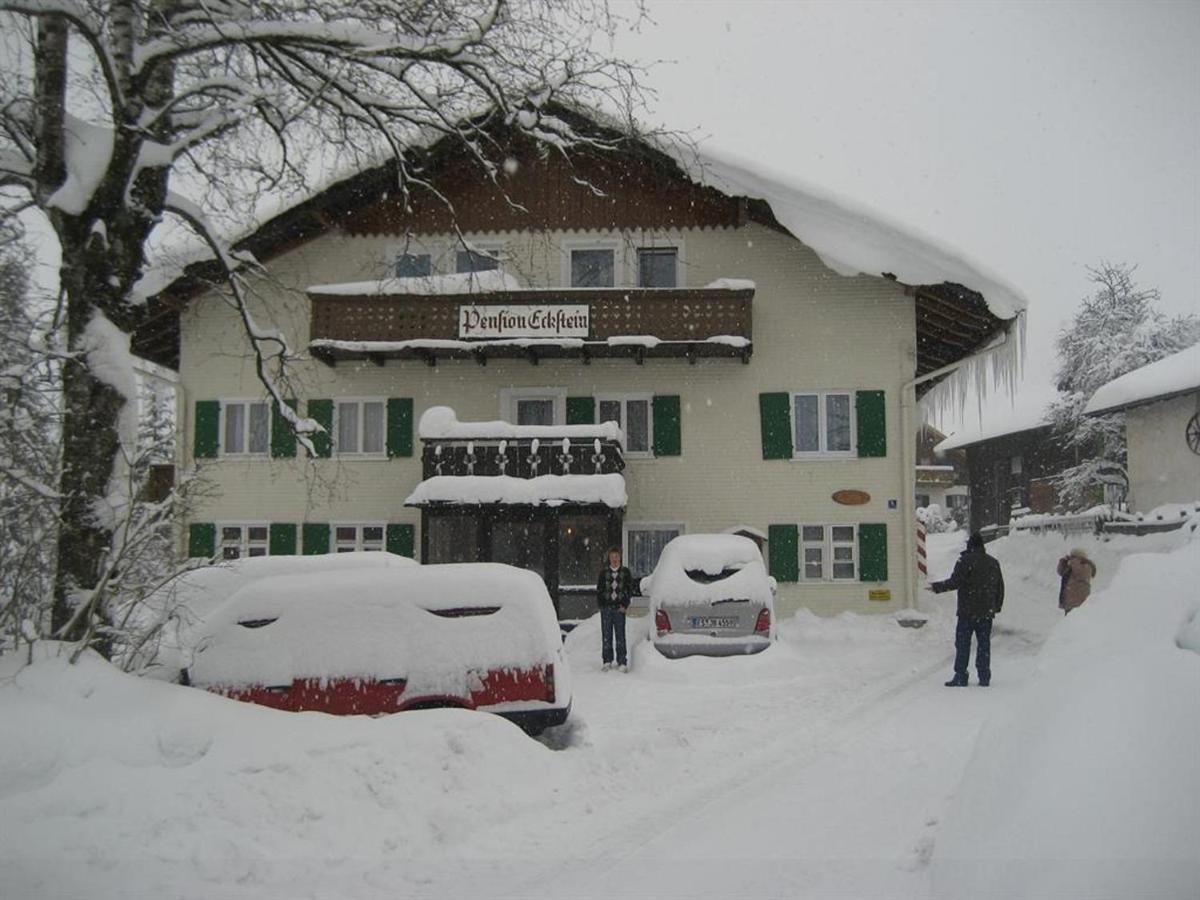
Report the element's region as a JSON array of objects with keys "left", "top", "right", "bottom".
[{"left": 491, "top": 519, "right": 547, "bottom": 578}]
